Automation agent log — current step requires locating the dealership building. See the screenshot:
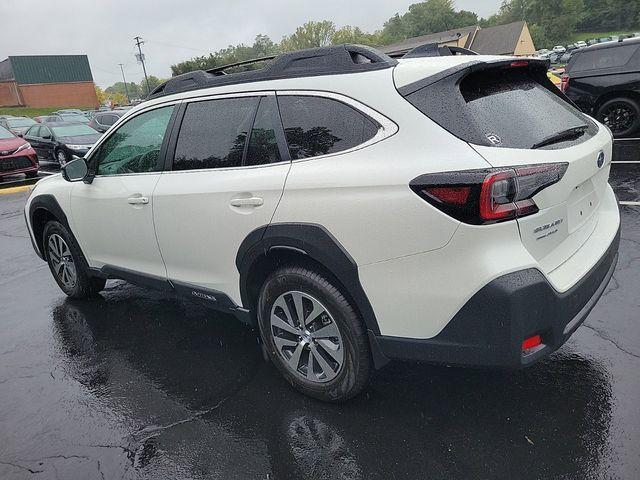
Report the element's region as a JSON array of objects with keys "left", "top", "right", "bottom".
[{"left": 0, "top": 55, "right": 99, "bottom": 108}]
